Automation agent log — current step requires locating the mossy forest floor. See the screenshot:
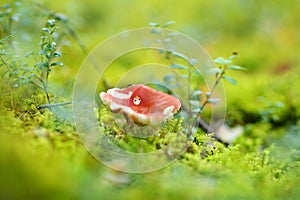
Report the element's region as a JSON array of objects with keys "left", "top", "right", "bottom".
[{"left": 1, "top": 1, "right": 300, "bottom": 199}]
